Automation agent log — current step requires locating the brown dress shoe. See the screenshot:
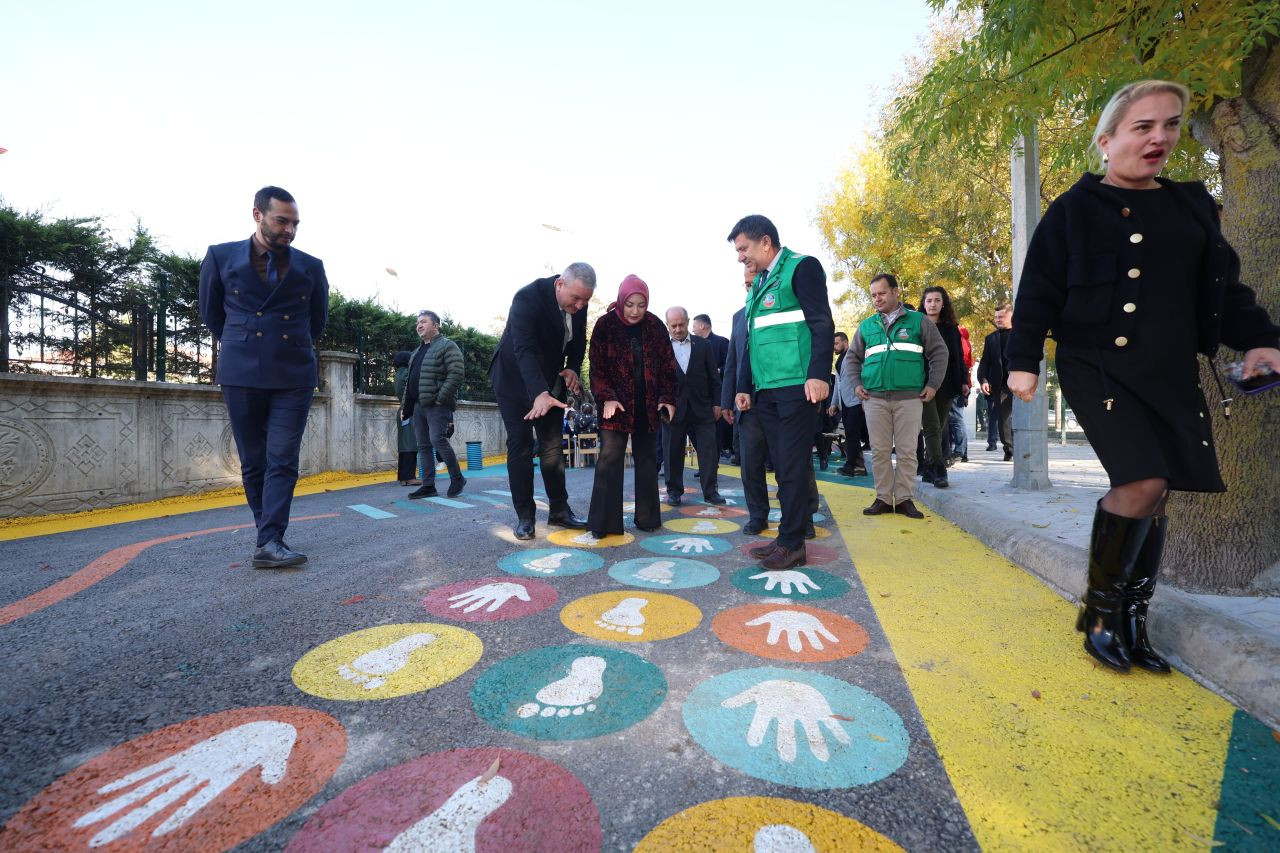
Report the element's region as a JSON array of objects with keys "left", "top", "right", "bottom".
[
  {"left": 759, "top": 544, "right": 807, "bottom": 570},
  {"left": 863, "top": 499, "right": 893, "bottom": 516},
  {"left": 749, "top": 541, "right": 781, "bottom": 559},
  {"left": 894, "top": 499, "right": 925, "bottom": 519}
]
